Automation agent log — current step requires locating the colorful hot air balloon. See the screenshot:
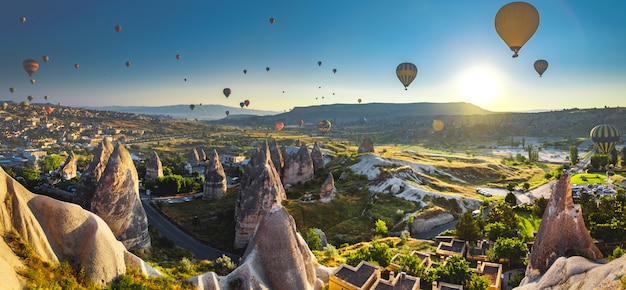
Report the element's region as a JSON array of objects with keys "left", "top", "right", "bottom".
[
  {"left": 23, "top": 59, "right": 39, "bottom": 77},
  {"left": 225, "top": 110, "right": 230, "bottom": 116},
  {"left": 266, "top": 66, "right": 270, "bottom": 72},
  {"left": 176, "top": 54, "right": 181, "bottom": 60},
  {"left": 275, "top": 121, "right": 284, "bottom": 131},
  {"left": 317, "top": 120, "right": 332, "bottom": 135},
  {"left": 239, "top": 102, "right": 245, "bottom": 108},
  {"left": 223, "top": 88, "right": 231, "bottom": 98},
  {"left": 534, "top": 59, "right": 548, "bottom": 77},
  {"left": 590, "top": 124, "right": 620, "bottom": 154},
  {"left": 27, "top": 95, "right": 34, "bottom": 102},
  {"left": 74, "top": 63, "right": 79, "bottom": 69},
  {"left": 44, "top": 95, "right": 48, "bottom": 100},
  {"left": 333, "top": 68, "right": 337, "bottom": 74},
  {"left": 189, "top": 104, "right": 195, "bottom": 110},
  {"left": 9, "top": 87, "right": 15, "bottom": 93},
  {"left": 42, "top": 55, "right": 49, "bottom": 63},
  {"left": 243, "top": 69, "right": 247, "bottom": 74},
  {"left": 20, "top": 101, "right": 29, "bottom": 109},
  {"left": 20, "top": 16, "right": 26, "bottom": 23},
  {"left": 30, "top": 79, "right": 36, "bottom": 84},
  {"left": 244, "top": 100, "right": 250, "bottom": 107},
  {"left": 115, "top": 25, "right": 122, "bottom": 33},
  {"left": 396, "top": 62, "right": 418, "bottom": 90},
  {"left": 44, "top": 106, "right": 54, "bottom": 115},
  {"left": 297, "top": 119, "right": 304, "bottom": 127},
  {"left": 125, "top": 61, "right": 131, "bottom": 67},
  {"left": 495, "top": 2, "right": 540, "bottom": 58},
  {"left": 318, "top": 61, "right": 322, "bottom": 66},
  {"left": 269, "top": 18, "right": 275, "bottom": 24}
]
